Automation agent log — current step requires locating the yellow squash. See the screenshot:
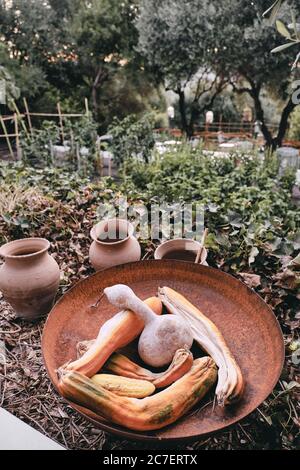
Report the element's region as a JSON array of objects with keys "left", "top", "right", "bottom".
[{"left": 91, "top": 374, "right": 155, "bottom": 398}]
